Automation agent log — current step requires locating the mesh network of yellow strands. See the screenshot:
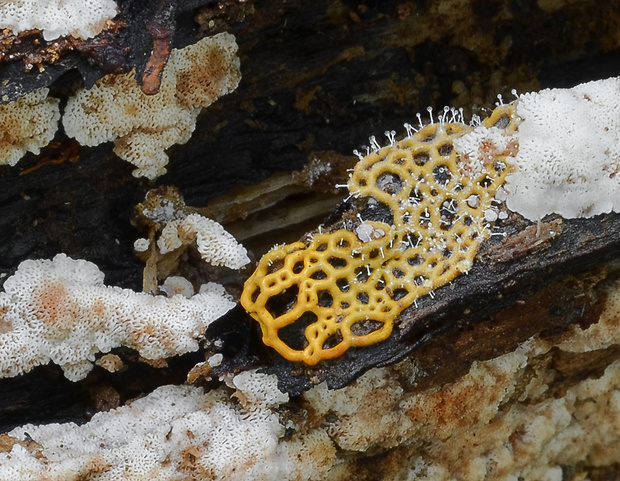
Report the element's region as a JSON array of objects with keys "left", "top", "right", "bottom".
[{"left": 241, "top": 105, "right": 518, "bottom": 364}]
